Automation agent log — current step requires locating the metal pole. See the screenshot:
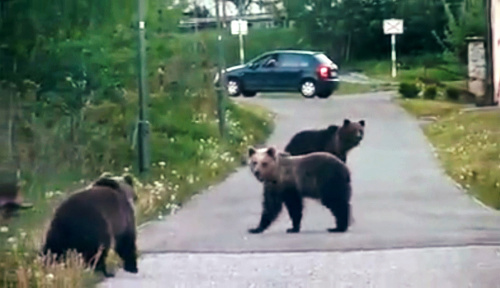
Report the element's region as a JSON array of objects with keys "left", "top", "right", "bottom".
[
  {"left": 239, "top": 22, "right": 245, "bottom": 64},
  {"left": 194, "top": 0, "right": 198, "bottom": 52},
  {"left": 238, "top": 0, "right": 245, "bottom": 64},
  {"left": 391, "top": 34, "right": 396, "bottom": 78},
  {"left": 215, "top": 0, "right": 226, "bottom": 138},
  {"left": 137, "top": 0, "right": 150, "bottom": 173}
]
